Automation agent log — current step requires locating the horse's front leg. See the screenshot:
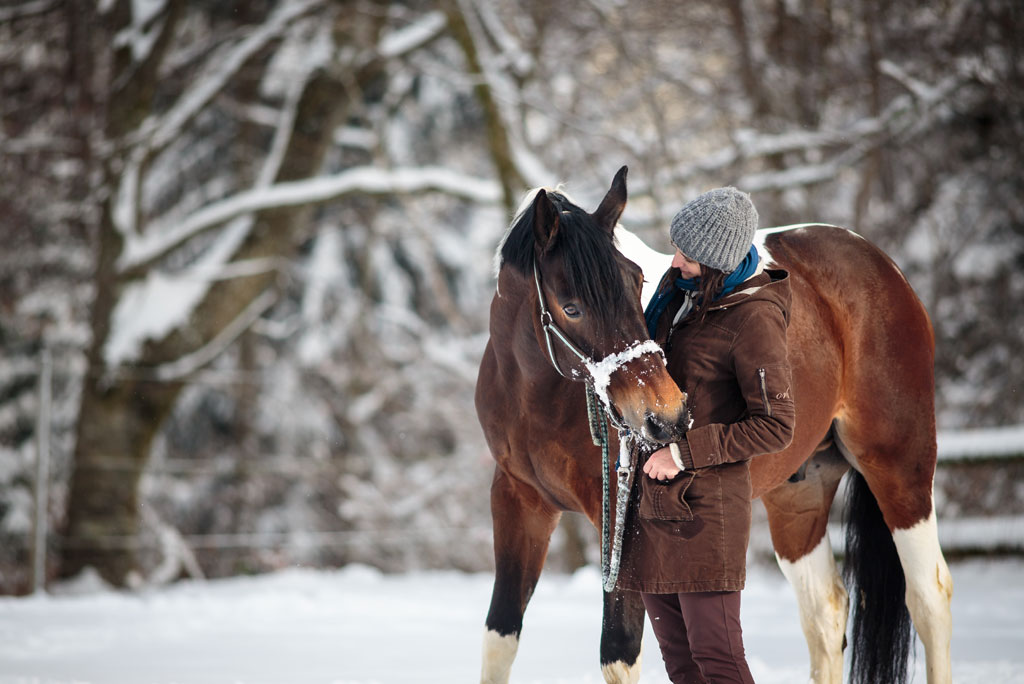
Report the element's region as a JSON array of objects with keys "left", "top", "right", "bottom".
[
  {"left": 482, "top": 468, "right": 561, "bottom": 684},
  {"left": 600, "top": 586, "right": 645, "bottom": 684}
]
